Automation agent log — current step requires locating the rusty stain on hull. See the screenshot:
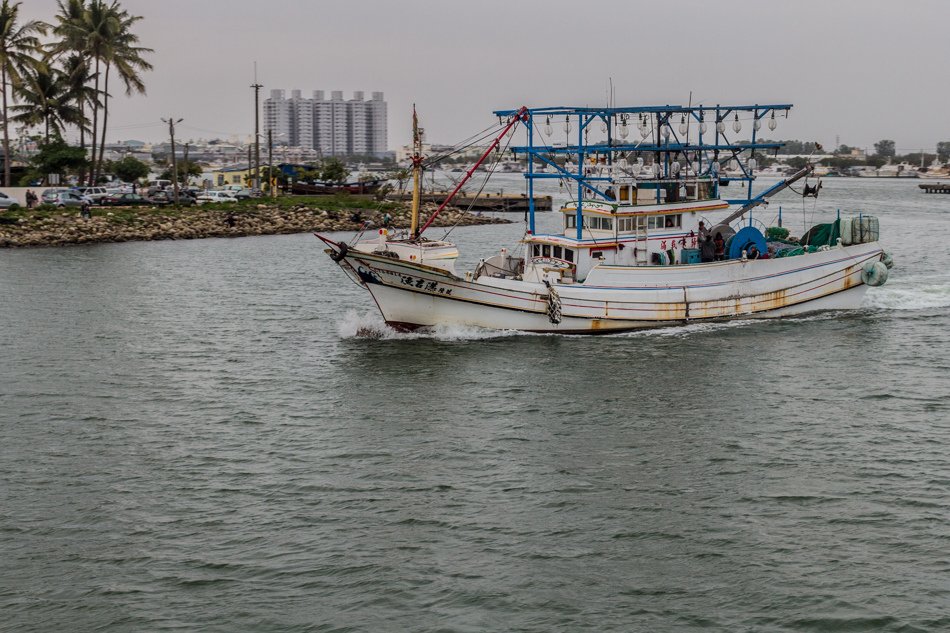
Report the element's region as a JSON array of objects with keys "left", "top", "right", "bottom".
[{"left": 754, "top": 287, "right": 790, "bottom": 312}]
